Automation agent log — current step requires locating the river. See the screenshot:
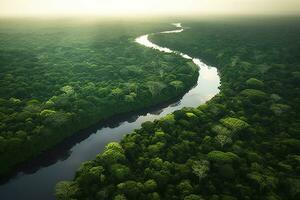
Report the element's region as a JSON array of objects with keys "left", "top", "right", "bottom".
[{"left": 0, "top": 23, "right": 220, "bottom": 200}]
